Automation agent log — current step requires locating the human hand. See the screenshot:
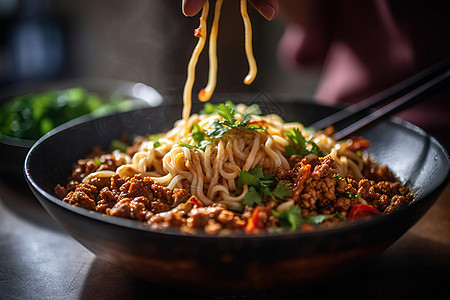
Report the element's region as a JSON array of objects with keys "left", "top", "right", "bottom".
[{"left": 182, "top": 0, "right": 279, "bottom": 21}]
